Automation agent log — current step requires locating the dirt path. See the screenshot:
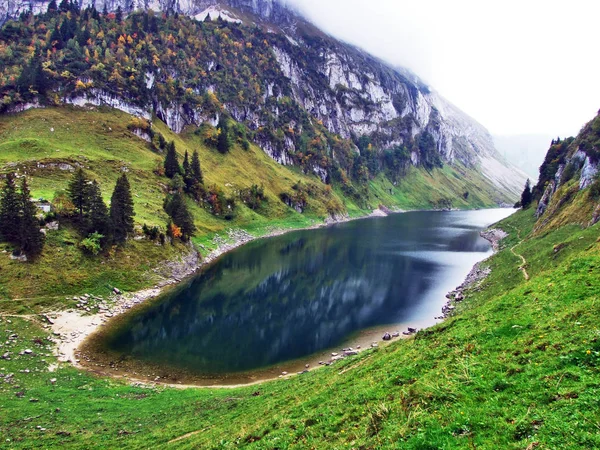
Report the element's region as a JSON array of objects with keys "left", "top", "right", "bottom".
[
  {"left": 510, "top": 244, "right": 530, "bottom": 281},
  {"left": 505, "top": 224, "right": 530, "bottom": 281}
]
